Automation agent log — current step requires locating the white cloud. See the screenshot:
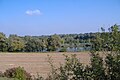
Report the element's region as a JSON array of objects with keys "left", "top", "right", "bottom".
[{"left": 26, "top": 9, "right": 42, "bottom": 16}]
